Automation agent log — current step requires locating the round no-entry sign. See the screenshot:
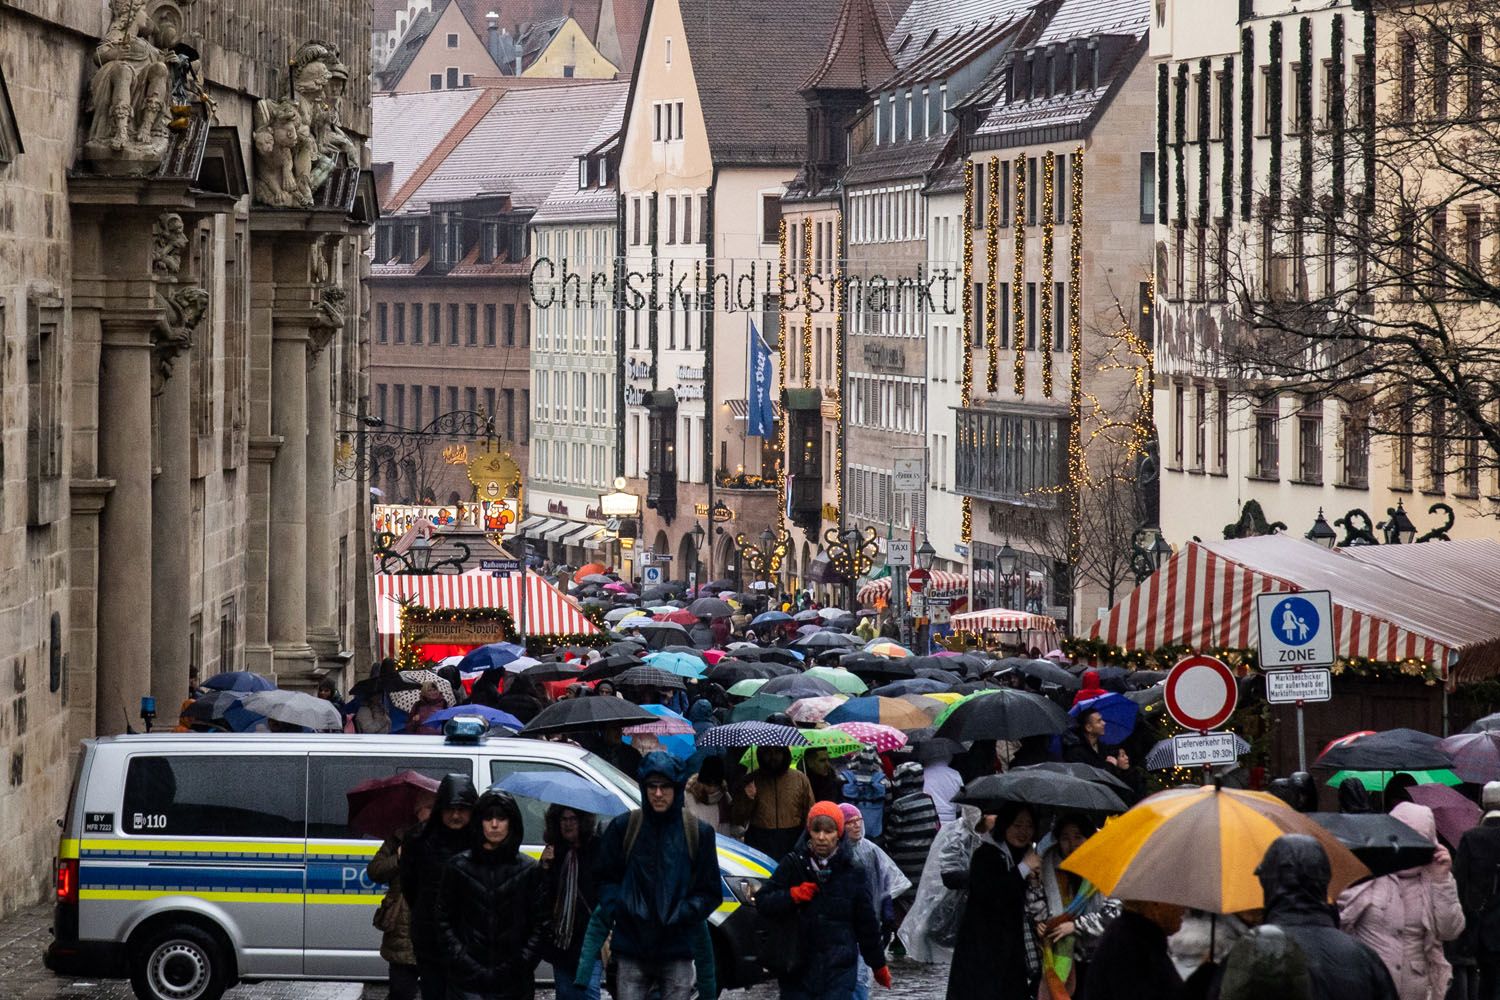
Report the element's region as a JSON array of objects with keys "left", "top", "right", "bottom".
[
  {"left": 907, "top": 568, "right": 930, "bottom": 592},
  {"left": 1164, "top": 655, "right": 1239, "bottom": 732}
]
